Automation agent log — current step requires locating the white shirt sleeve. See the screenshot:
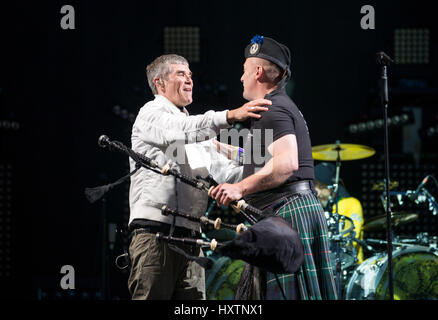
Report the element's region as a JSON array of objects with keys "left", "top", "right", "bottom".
[
  {"left": 201, "top": 140, "right": 243, "bottom": 184},
  {"left": 135, "top": 107, "right": 230, "bottom": 148}
]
